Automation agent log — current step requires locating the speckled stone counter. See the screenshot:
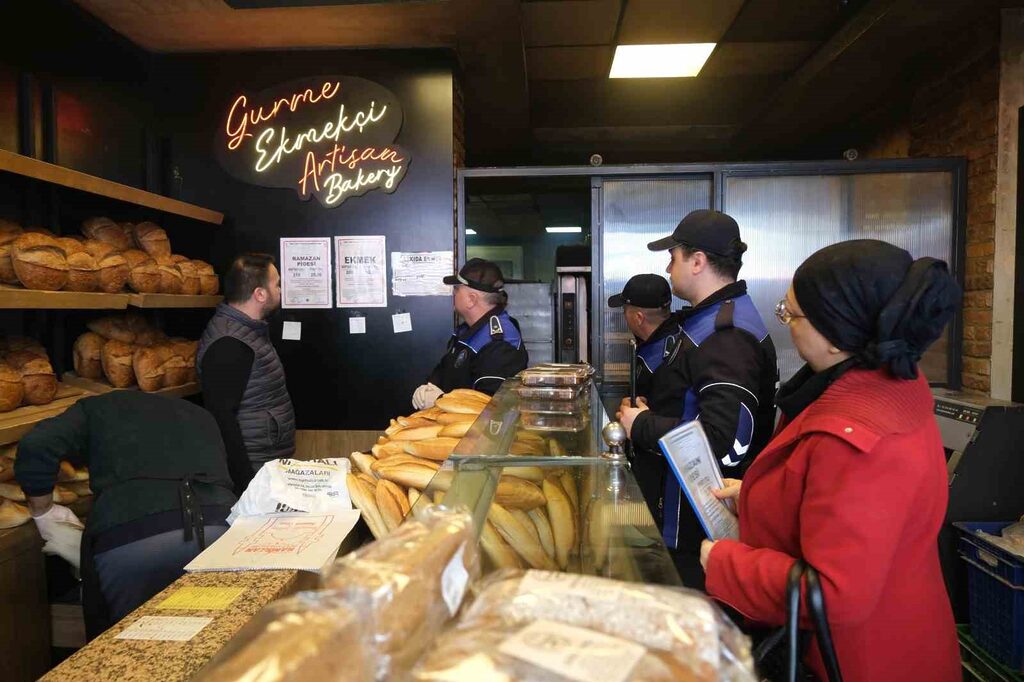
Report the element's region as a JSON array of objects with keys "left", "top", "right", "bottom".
[{"left": 42, "top": 569, "right": 314, "bottom": 681}]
